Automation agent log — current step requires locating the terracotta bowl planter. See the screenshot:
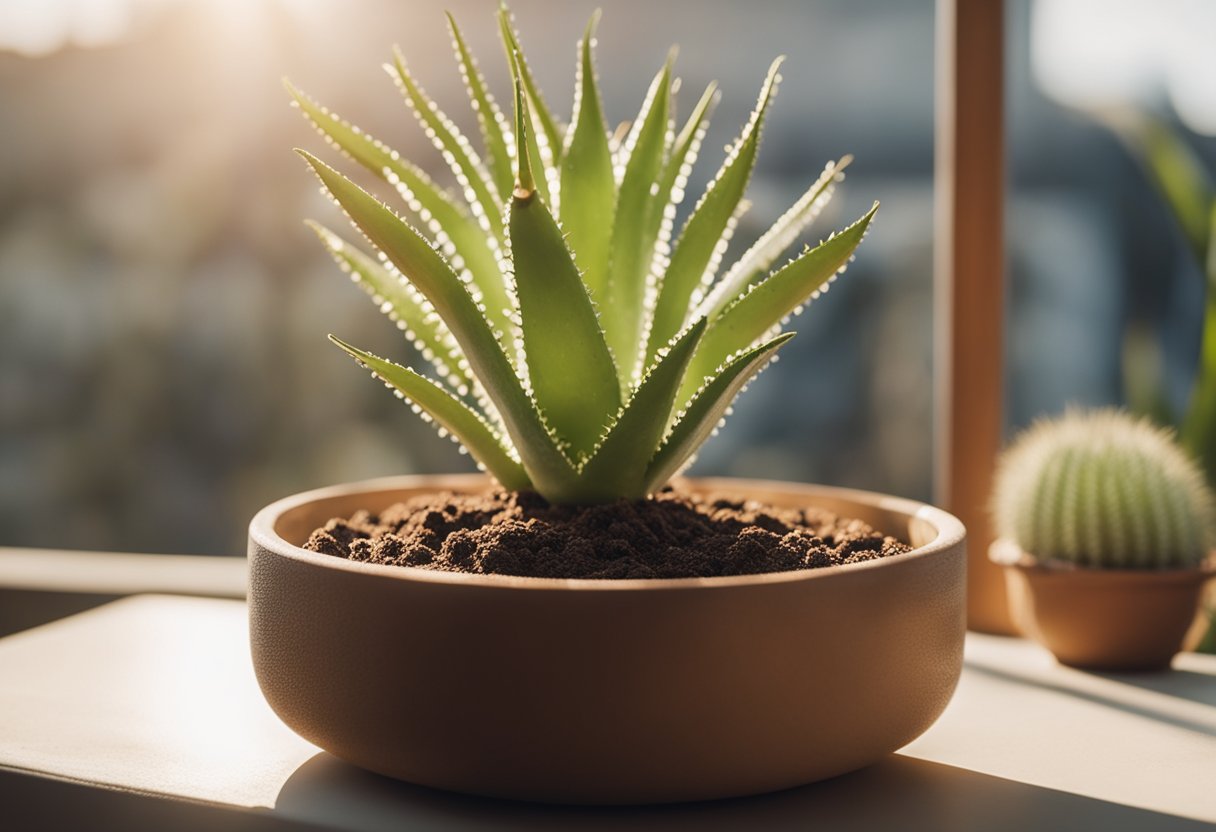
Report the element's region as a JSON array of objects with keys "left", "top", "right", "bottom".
[
  {"left": 991, "top": 539, "right": 1216, "bottom": 672},
  {"left": 249, "top": 474, "right": 966, "bottom": 805}
]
